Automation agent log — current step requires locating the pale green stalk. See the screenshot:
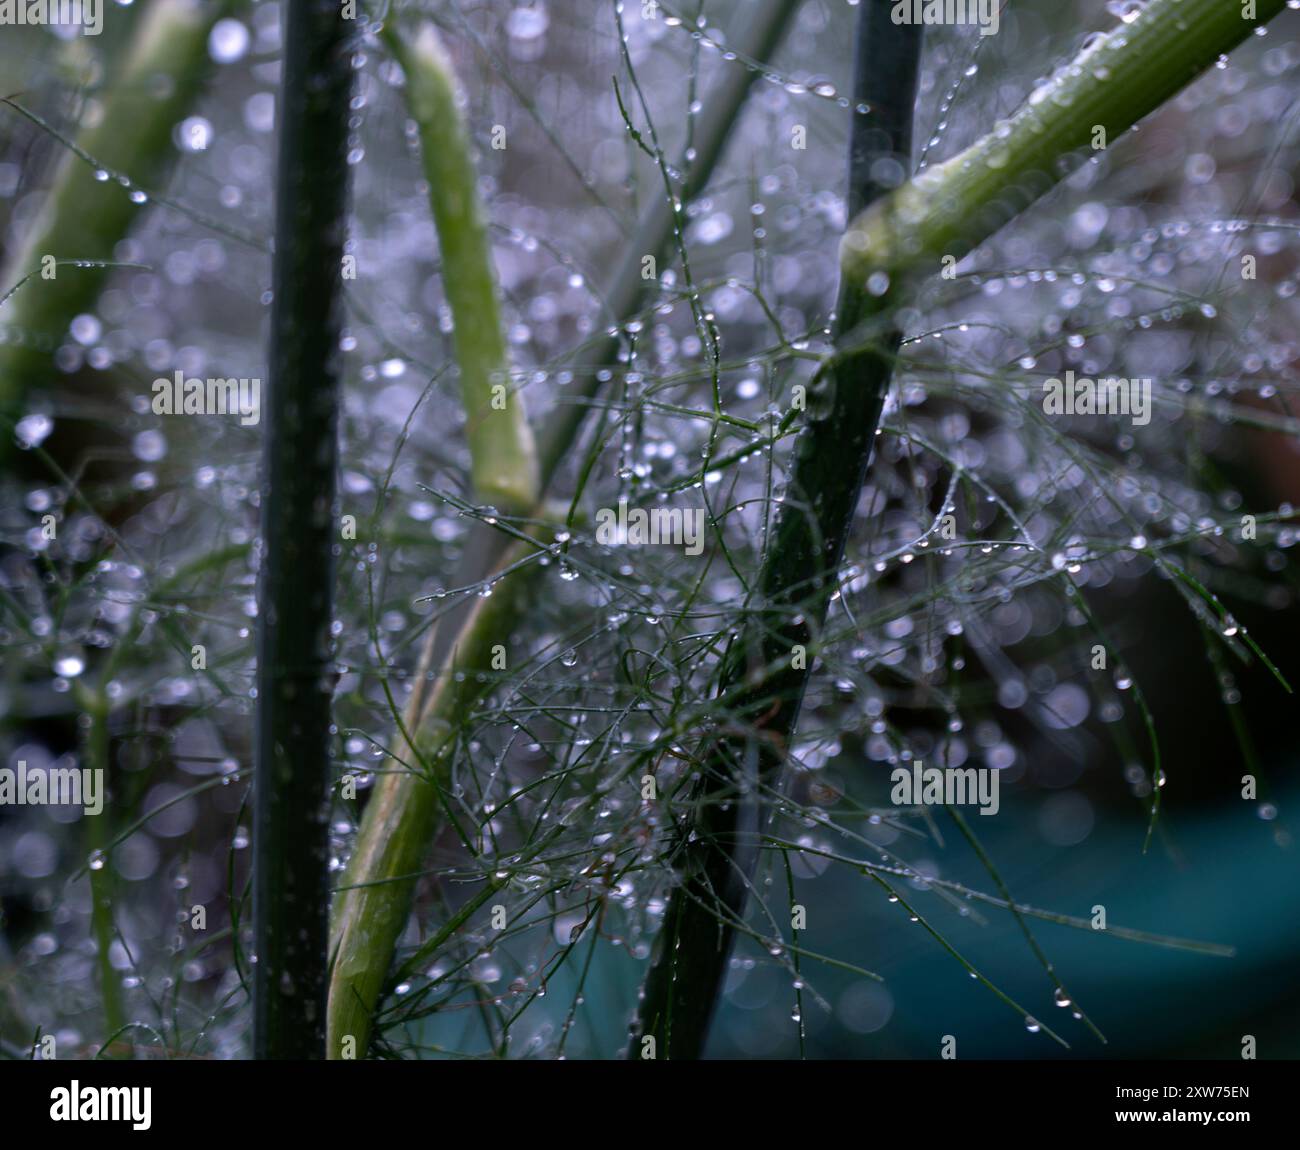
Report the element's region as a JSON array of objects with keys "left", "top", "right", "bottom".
[
  {"left": 381, "top": 21, "right": 540, "bottom": 515},
  {"left": 325, "top": 19, "right": 545, "bottom": 1058},
  {"left": 327, "top": 532, "right": 543, "bottom": 1058},
  {"left": 841, "top": 0, "right": 1286, "bottom": 289}
]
